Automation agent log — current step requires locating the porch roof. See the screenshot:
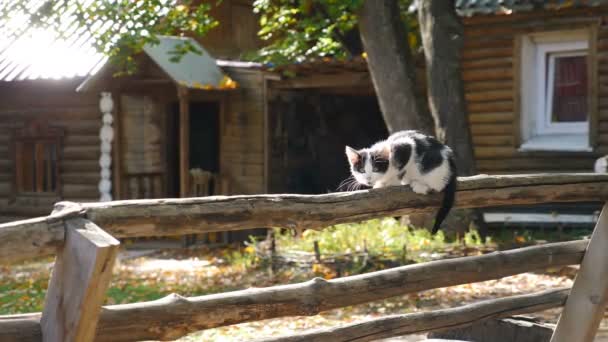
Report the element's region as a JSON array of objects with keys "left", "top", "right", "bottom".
[{"left": 76, "top": 36, "right": 236, "bottom": 92}]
